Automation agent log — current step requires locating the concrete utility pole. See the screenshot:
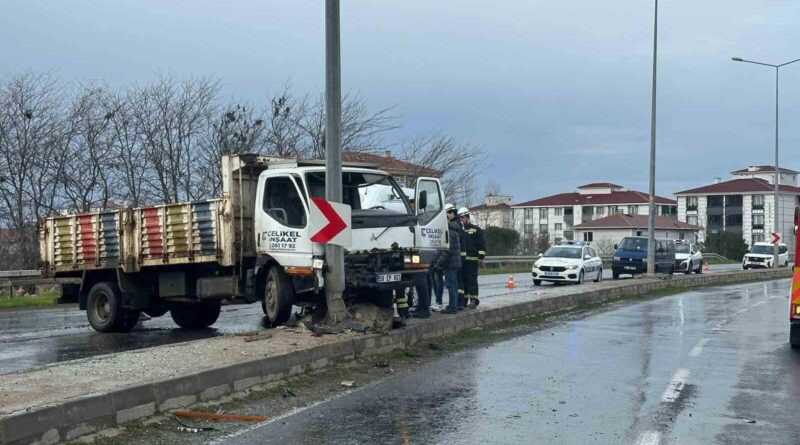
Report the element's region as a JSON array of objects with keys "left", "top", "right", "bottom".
[
  {"left": 731, "top": 56, "right": 800, "bottom": 268},
  {"left": 324, "top": 0, "right": 348, "bottom": 322},
  {"left": 646, "top": 0, "right": 658, "bottom": 274}
]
